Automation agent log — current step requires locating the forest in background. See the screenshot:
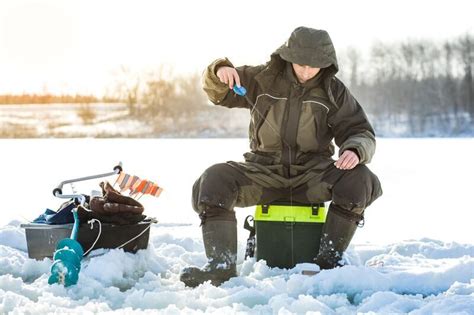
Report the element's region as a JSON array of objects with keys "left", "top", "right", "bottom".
[
  {"left": 1, "top": 33, "right": 472, "bottom": 137},
  {"left": 340, "top": 34, "right": 473, "bottom": 136}
]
